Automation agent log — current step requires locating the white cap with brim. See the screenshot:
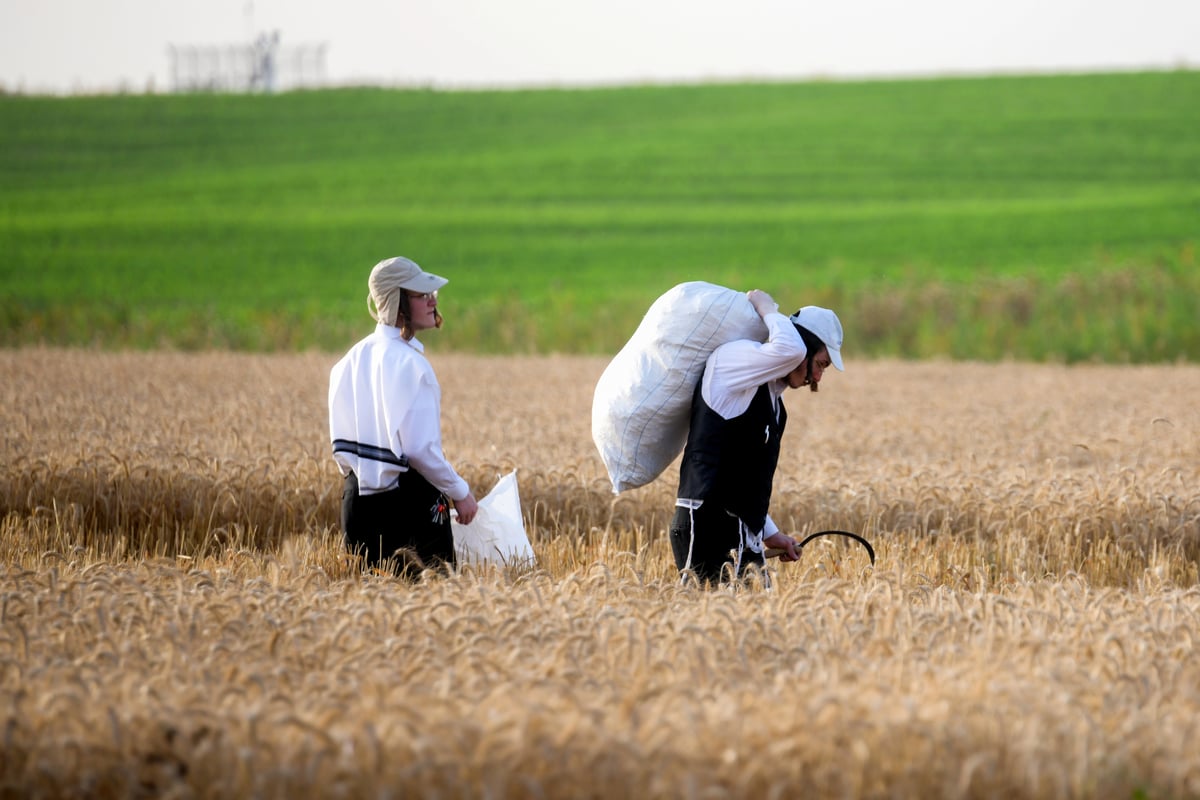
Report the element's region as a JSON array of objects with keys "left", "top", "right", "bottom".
[
  {"left": 789, "top": 306, "right": 845, "bottom": 371},
  {"left": 367, "top": 256, "right": 449, "bottom": 326}
]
